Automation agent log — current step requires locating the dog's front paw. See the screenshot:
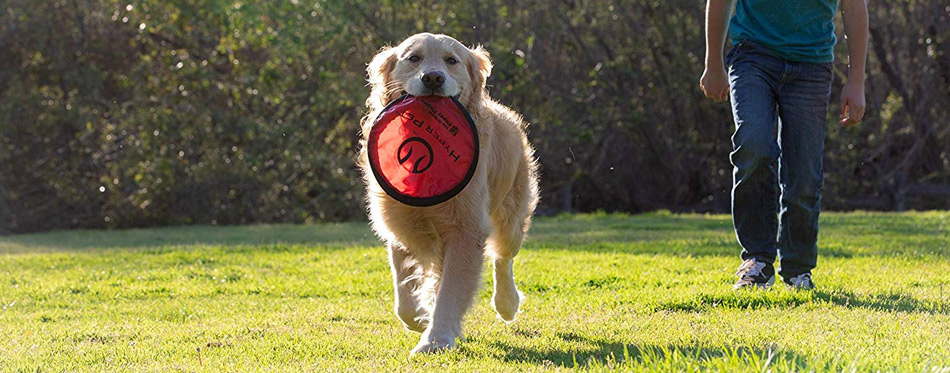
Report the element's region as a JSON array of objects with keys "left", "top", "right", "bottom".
[{"left": 410, "top": 333, "right": 457, "bottom": 355}]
